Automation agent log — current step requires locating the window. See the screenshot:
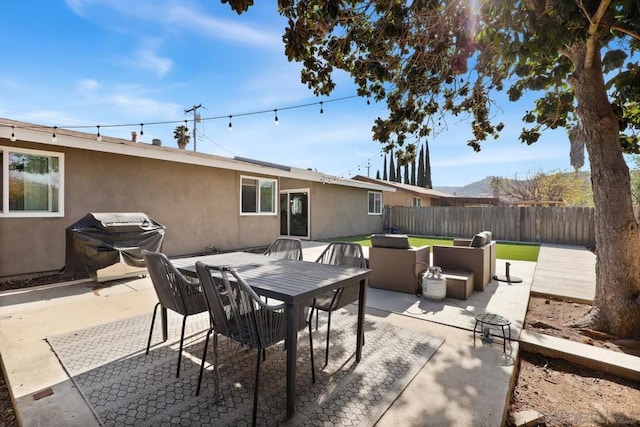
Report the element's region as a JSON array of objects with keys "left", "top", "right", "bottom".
[
  {"left": 413, "top": 197, "right": 422, "bottom": 207},
  {"left": 240, "top": 176, "right": 277, "bottom": 215},
  {"left": 368, "top": 191, "right": 382, "bottom": 215},
  {"left": 1, "top": 146, "right": 64, "bottom": 217}
]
